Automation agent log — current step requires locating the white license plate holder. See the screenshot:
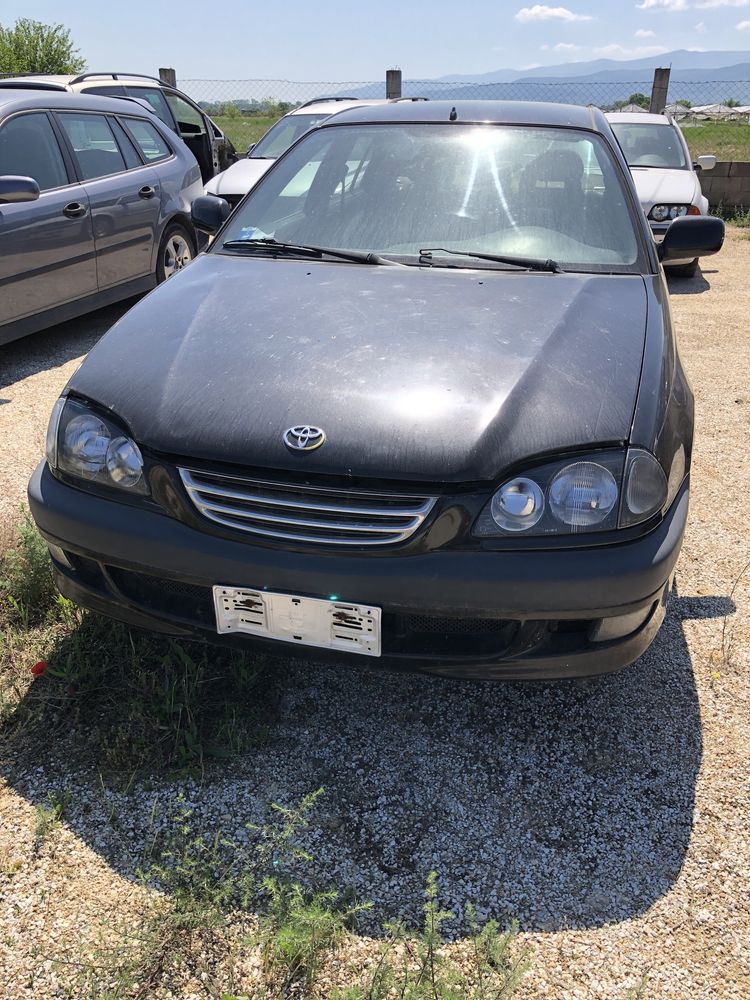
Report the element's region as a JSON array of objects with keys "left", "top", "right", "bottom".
[{"left": 213, "top": 586, "right": 381, "bottom": 657}]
